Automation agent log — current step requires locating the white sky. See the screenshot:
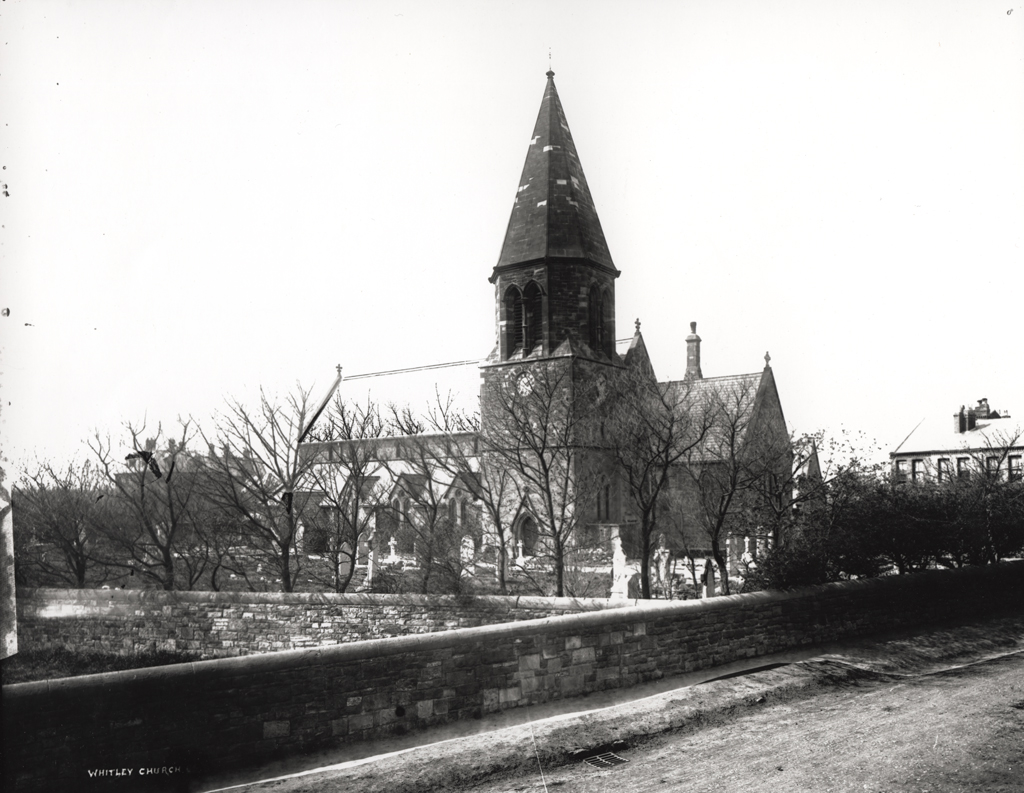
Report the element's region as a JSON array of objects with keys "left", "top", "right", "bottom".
[{"left": 2, "top": 0, "right": 1022, "bottom": 476}]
